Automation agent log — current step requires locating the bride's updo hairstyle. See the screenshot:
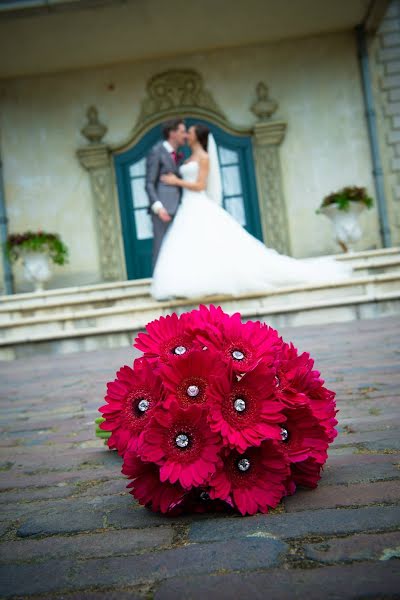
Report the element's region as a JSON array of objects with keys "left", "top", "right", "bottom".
[{"left": 194, "top": 124, "right": 210, "bottom": 151}]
